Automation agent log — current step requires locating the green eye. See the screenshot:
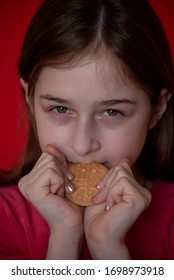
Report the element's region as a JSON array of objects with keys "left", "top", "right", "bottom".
[
  {"left": 106, "top": 109, "right": 120, "bottom": 116},
  {"left": 54, "top": 106, "right": 68, "bottom": 113}
]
